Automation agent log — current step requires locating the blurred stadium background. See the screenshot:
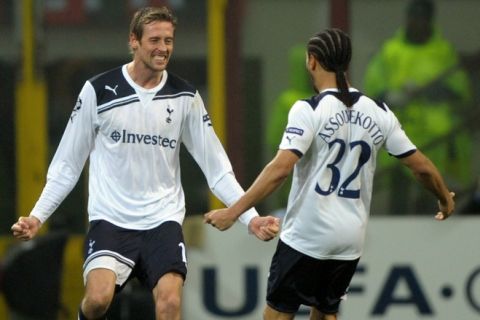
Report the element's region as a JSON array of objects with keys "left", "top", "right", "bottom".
[{"left": 0, "top": 0, "right": 479, "bottom": 319}]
